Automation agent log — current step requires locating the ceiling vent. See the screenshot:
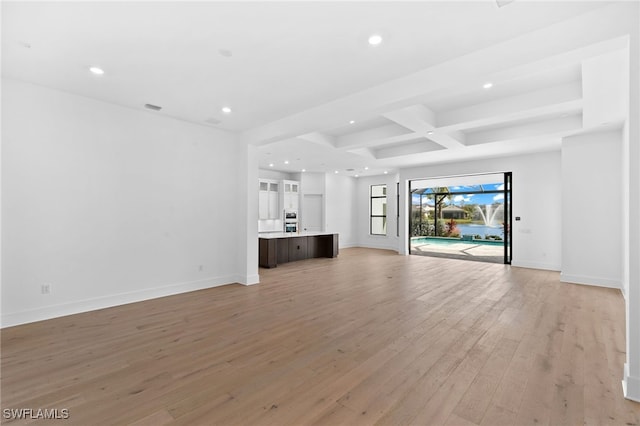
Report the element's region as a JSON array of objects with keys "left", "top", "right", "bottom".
[{"left": 144, "top": 103, "right": 162, "bottom": 111}]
